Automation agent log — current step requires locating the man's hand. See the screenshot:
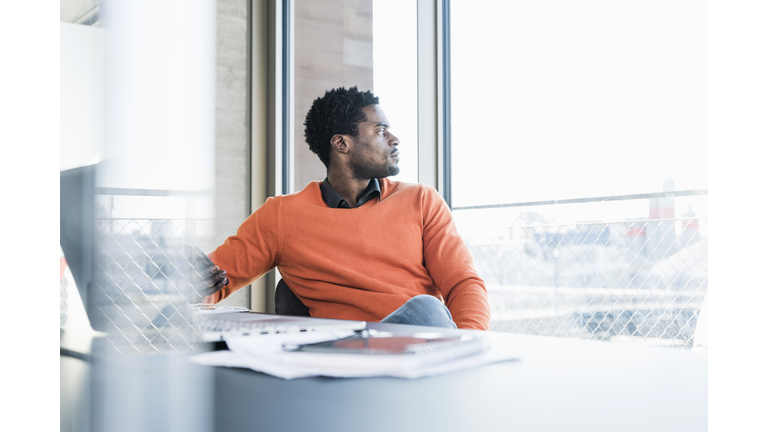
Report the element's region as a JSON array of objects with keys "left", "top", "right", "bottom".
[{"left": 191, "top": 246, "right": 229, "bottom": 297}]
